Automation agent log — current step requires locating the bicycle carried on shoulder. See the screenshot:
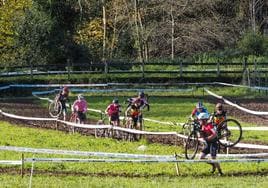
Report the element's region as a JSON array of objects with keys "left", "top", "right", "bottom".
[{"left": 184, "top": 118, "right": 242, "bottom": 159}]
